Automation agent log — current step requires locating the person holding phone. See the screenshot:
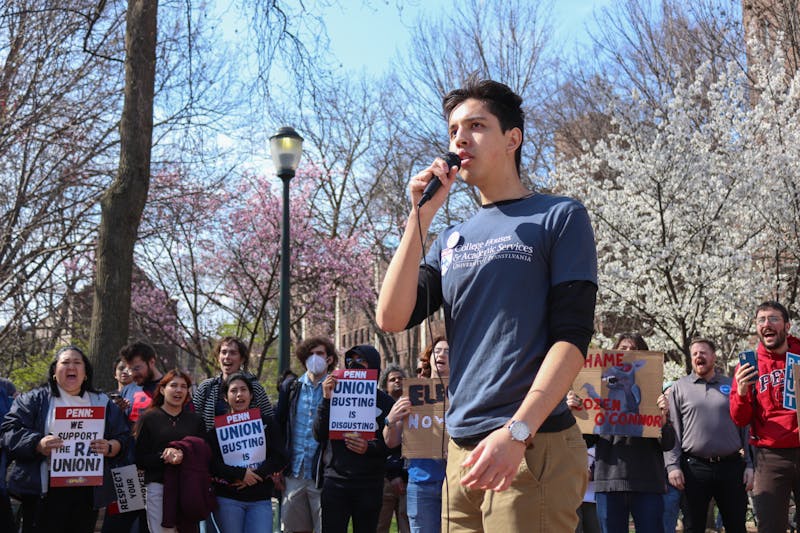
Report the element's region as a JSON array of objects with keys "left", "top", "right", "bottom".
[{"left": 730, "top": 301, "right": 800, "bottom": 532}]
